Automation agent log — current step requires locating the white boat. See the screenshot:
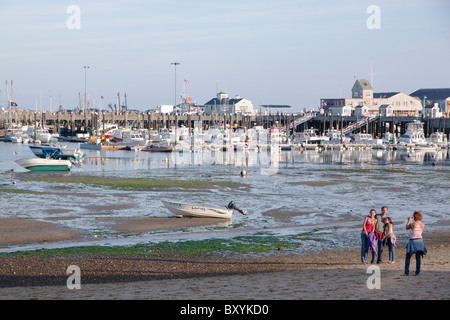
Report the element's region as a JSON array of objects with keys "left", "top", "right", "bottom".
[
  {"left": 320, "top": 129, "right": 350, "bottom": 149},
  {"left": 26, "top": 127, "right": 52, "bottom": 143},
  {"left": 162, "top": 200, "right": 246, "bottom": 219},
  {"left": 15, "top": 157, "right": 72, "bottom": 171},
  {"left": 294, "top": 128, "right": 329, "bottom": 145},
  {"left": 110, "top": 128, "right": 147, "bottom": 146},
  {"left": 4, "top": 128, "right": 23, "bottom": 143},
  {"left": 29, "top": 144, "right": 84, "bottom": 161},
  {"left": 428, "top": 132, "right": 447, "bottom": 145},
  {"left": 324, "top": 129, "right": 351, "bottom": 144},
  {"left": 142, "top": 138, "right": 175, "bottom": 152},
  {"left": 397, "top": 120, "right": 427, "bottom": 144},
  {"left": 349, "top": 133, "right": 383, "bottom": 148}
]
